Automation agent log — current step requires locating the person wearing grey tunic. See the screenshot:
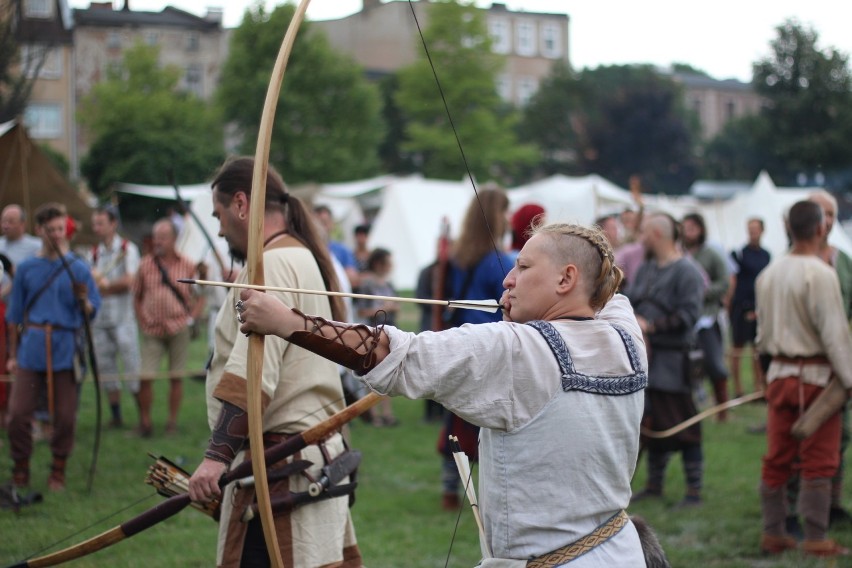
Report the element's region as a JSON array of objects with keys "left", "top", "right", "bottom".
[
  {"left": 626, "top": 213, "right": 705, "bottom": 507},
  {"left": 236, "top": 222, "right": 659, "bottom": 567}
]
